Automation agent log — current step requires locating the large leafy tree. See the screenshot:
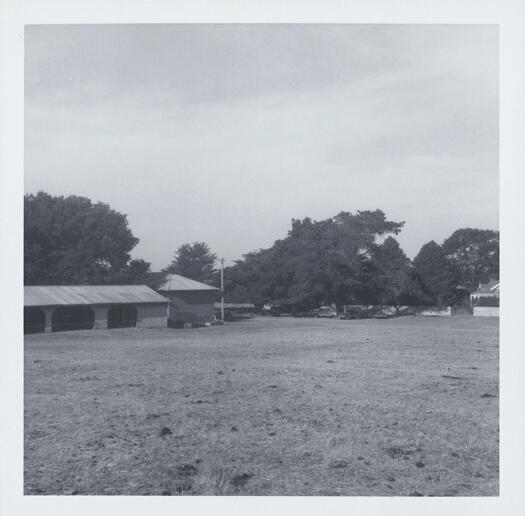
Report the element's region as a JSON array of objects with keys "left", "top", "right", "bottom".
[
  {"left": 224, "top": 210, "right": 405, "bottom": 309},
  {"left": 413, "top": 240, "right": 459, "bottom": 305},
  {"left": 369, "top": 237, "right": 432, "bottom": 306},
  {"left": 24, "top": 191, "right": 151, "bottom": 285},
  {"left": 442, "top": 228, "right": 499, "bottom": 290},
  {"left": 164, "top": 242, "right": 217, "bottom": 284}
]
